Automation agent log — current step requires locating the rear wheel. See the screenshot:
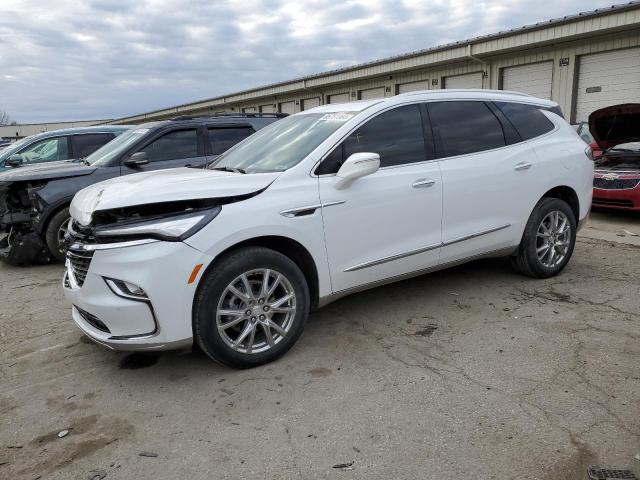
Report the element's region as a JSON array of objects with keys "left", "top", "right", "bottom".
[
  {"left": 193, "top": 247, "right": 310, "bottom": 368},
  {"left": 44, "top": 207, "right": 71, "bottom": 262},
  {"left": 512, "top": 198, "right": 576, "bottom": 278}
]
